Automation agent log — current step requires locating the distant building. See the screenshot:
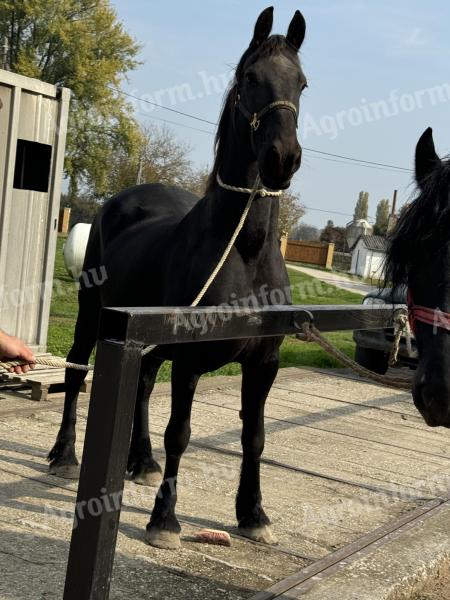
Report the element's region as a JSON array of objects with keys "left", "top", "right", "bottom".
[{"left": 350, "top": 235, "right": 387, "bottom": 279}]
